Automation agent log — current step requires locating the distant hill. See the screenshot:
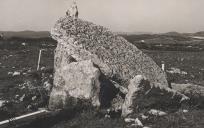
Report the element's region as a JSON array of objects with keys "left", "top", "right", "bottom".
[
  {"left": 120, "top": 32, "right": 191, "bottom": 43},
  {"left": 119, "top": 31, "right": 204, "bottom": 51},
  {"left": 0, "top": 30, "right": 203, "bottom": 42},
  {"left": 194, "top": 31, "right": 204, "bottom": 37},
  {"left": 162, "top": 31, "right": 183, "bottom": 36},
  {"left": 1, "top": 30, "right": 203, "bottom": 39},
  {"left": 0, "top": 31, "right": 50, "bottom": 39},
  {"left": 0, "top": 30, "right": 204, "bottom": 51},
  {"left": 116, "top": 31, "right": 153, "bottom": 35}
]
